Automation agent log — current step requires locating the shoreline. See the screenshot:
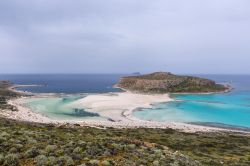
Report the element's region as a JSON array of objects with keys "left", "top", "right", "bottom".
[
  {"left": 115, "top": 83, "right": 232, "bottom": 95},
  {"left": 2, "top": 84, "right": 249, "bottom": 134},
  {"left": 171, "top": 84, "right": 233, "bottom": 95}
]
